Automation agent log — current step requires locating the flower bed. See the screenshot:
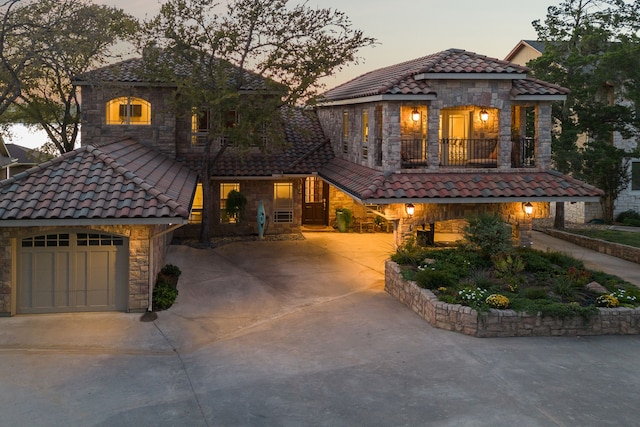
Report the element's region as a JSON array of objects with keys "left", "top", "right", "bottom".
[{"left": 385, "top": 260, "right": 640, "bottom": 337}]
